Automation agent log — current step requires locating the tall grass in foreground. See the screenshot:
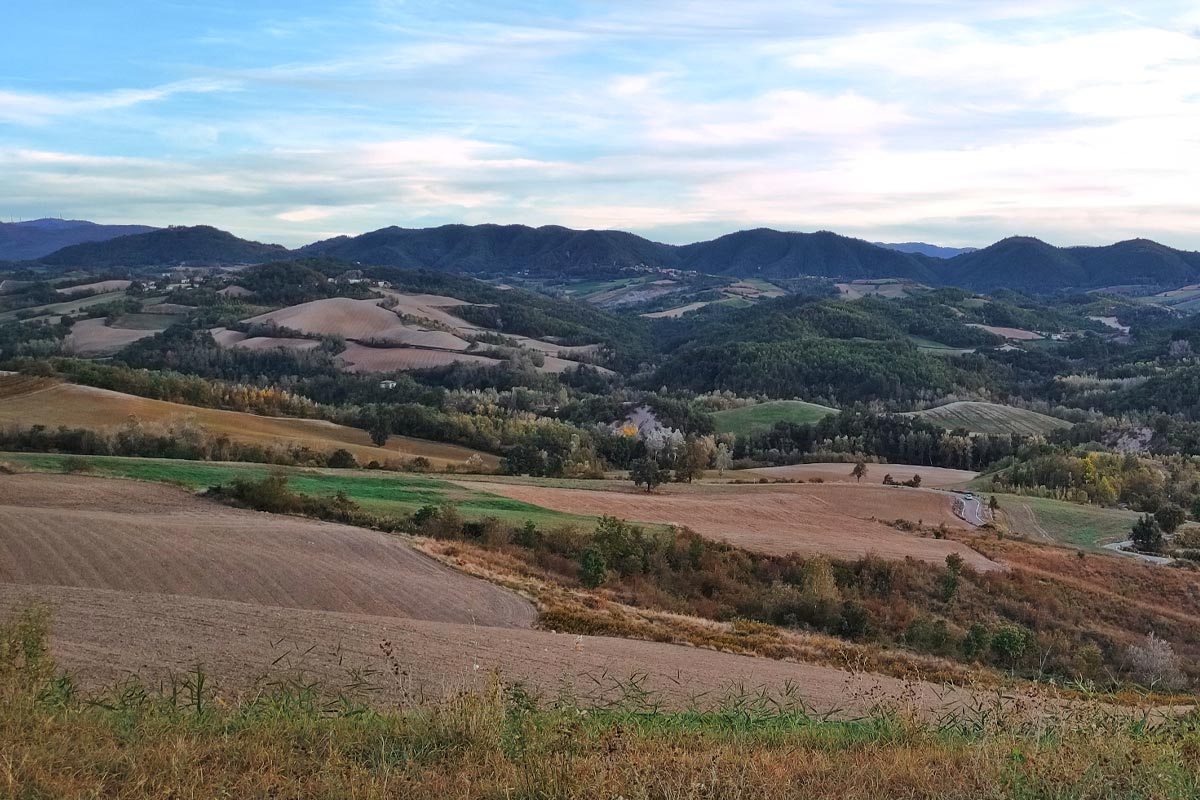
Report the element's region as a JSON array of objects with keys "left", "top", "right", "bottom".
[{"left": 2, "top": 608, "right": 1199, "bottom": 799}]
